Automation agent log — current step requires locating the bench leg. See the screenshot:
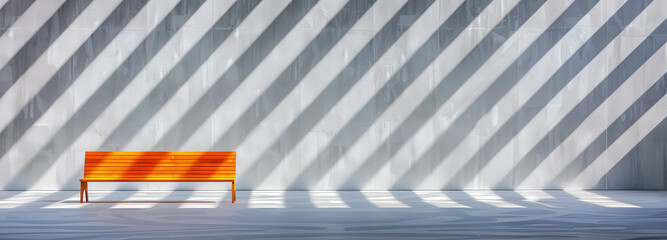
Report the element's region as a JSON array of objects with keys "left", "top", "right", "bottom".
[
  {"left": 84, "top": 182, "right": 89, "bottom": 202},
  {"left": 232, "top": 181, "right": 236, "bottom": 203},
  {"left": 80, "top": 182, "right": 84, "bottom": 203}
]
